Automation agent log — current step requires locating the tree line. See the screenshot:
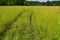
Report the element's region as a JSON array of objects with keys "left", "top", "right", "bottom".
[
  {"left": 26, "top": 1, "right": 60, "bottom": 6},
  {"left": 0, "top": 0, "right": 26, "bottom": 5},
  {"left": 0, "top": 0, "right": 60, "bottom": 6}
]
